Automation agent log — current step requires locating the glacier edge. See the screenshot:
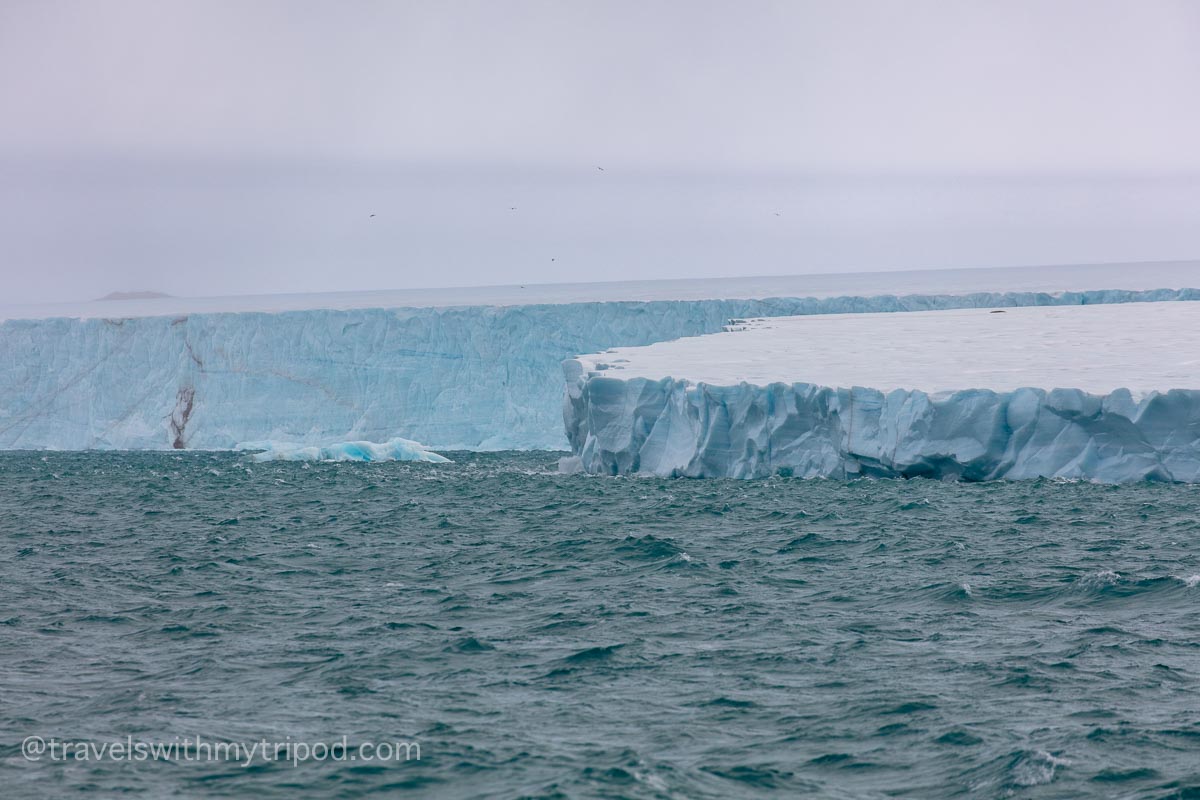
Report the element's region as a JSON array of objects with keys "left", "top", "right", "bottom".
[{"left": 562, "top": 374, "right": 1200, "bottom": 483}]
